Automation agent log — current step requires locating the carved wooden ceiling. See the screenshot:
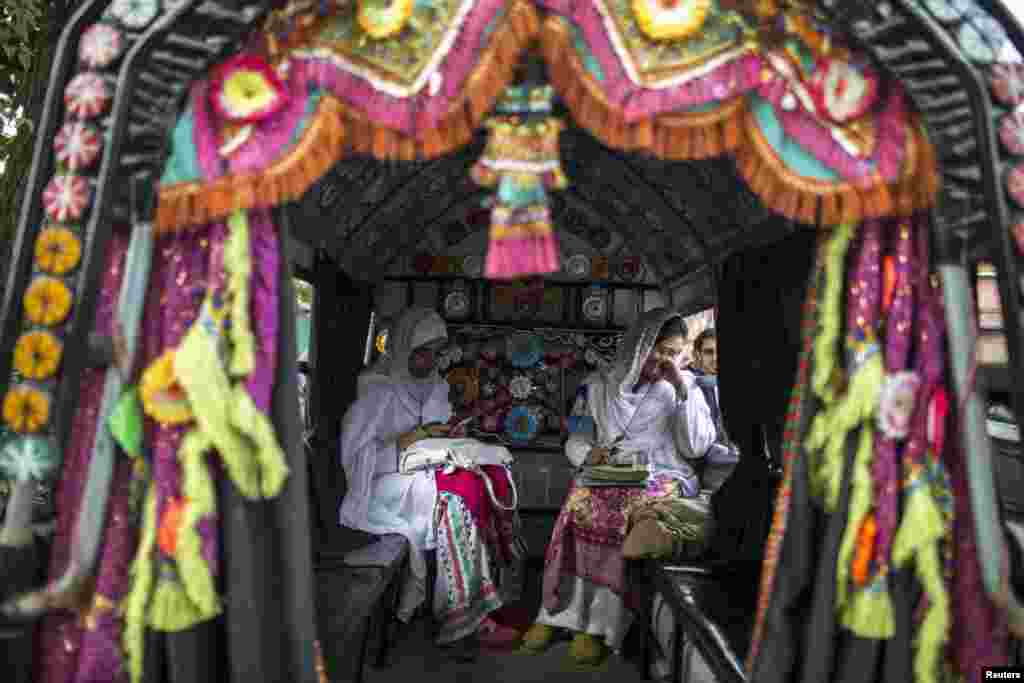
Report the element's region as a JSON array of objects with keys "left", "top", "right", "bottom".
[{"left": 285, "top": 119, "right": 800, "bottom": 289}]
